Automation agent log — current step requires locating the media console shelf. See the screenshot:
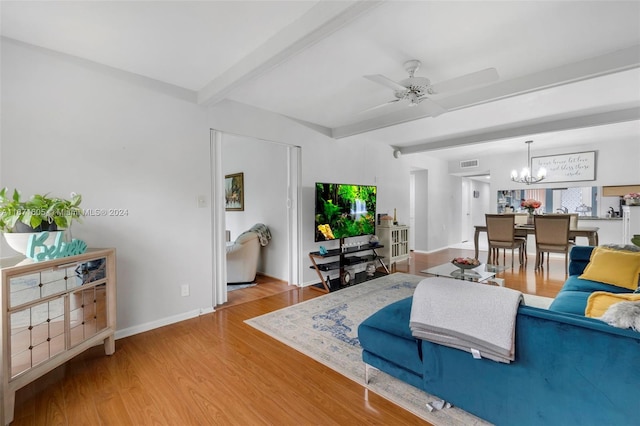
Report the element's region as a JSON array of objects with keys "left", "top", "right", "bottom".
[
  {"left": 1, "top": 248, "right": 116, "bottom": 424},
  {"left": 309, "top": 243, "right": 389, "bottom": 293}
]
